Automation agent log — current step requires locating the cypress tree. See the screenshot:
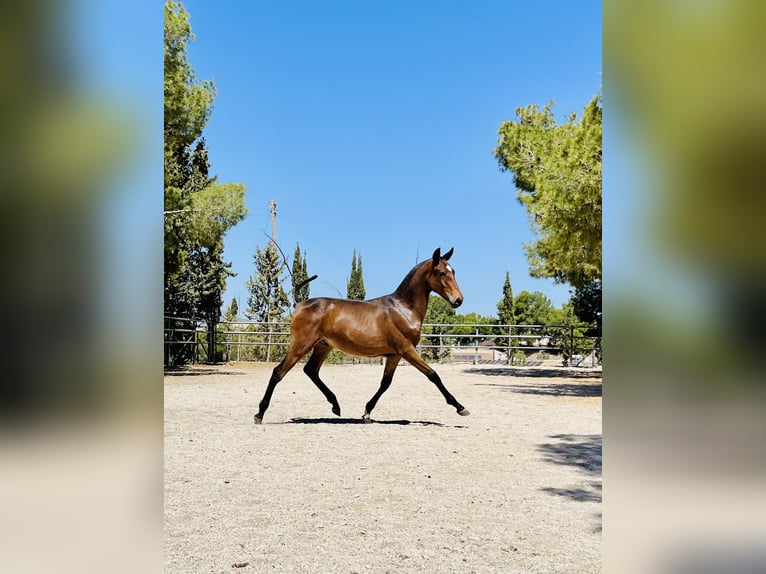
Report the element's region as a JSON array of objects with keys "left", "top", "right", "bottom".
[
  {"left": 497, "top": 272, "right": 515, "bottom": 324},
  {"left": 497, "top": 272, "right": 517, "bottom": 364},
  {"left": 292, "top": 243, "right": 311, "bottom": 303},
  {"left": 356, "top": 253, "right": 366, "bottom": 300},
  {"left": 347, "top": 250, "right": 366, "bottom": 300}
]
